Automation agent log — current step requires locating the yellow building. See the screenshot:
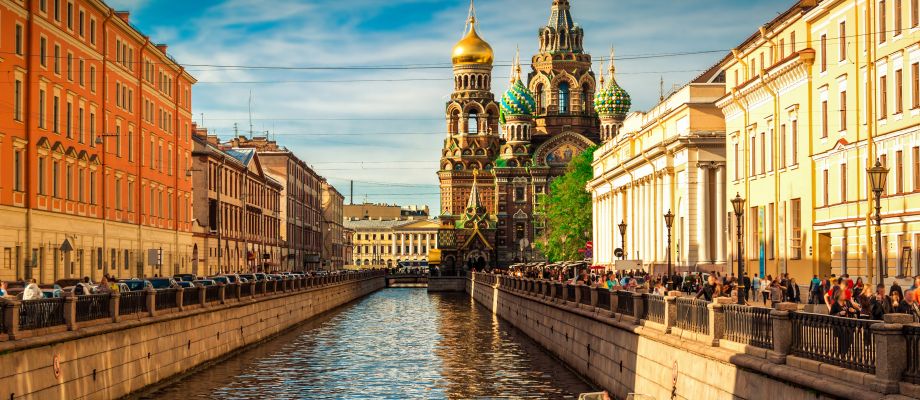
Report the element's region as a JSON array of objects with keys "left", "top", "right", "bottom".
[
  {"left": 716, "top": 0, "right": 920, "bottom": 283},
  {"left": 590, "top": 61, "right": 727, "bottom": 273},
  {"left": 344, "top": 219, "right": 439, "bottom": 269}
]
